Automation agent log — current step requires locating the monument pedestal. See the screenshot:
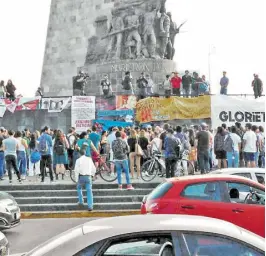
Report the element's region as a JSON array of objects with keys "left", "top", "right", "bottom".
[{"left": 77, "top": 59, "right": 177, "bottom": 96}]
